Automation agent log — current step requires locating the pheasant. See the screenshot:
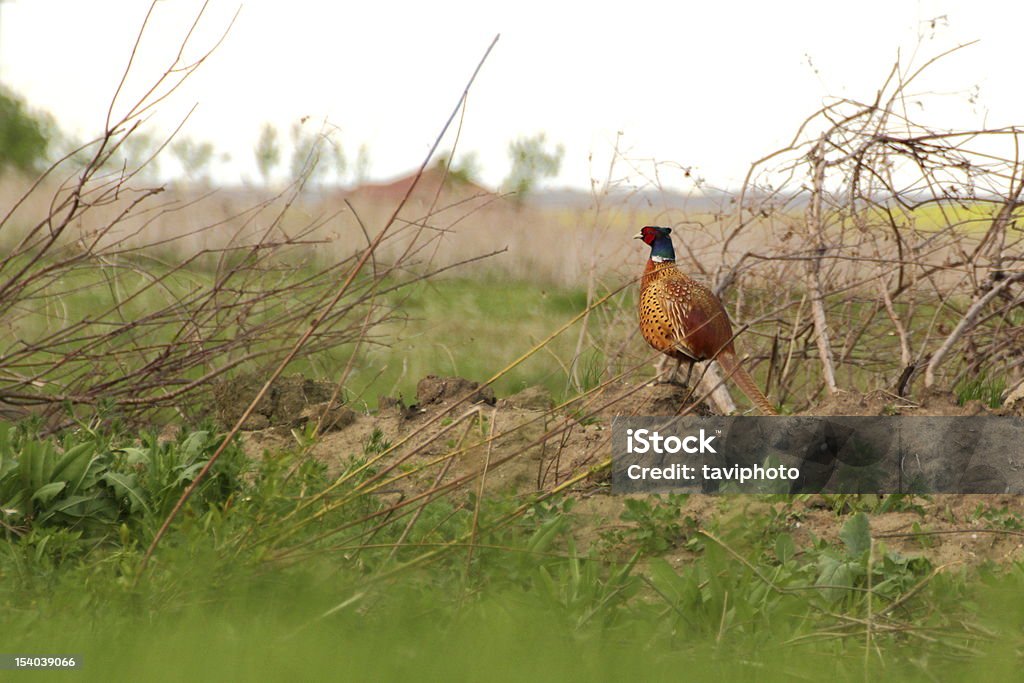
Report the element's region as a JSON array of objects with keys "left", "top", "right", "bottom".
[{"left": 635, "top": 225, "right": 777, "bottom": 415}]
